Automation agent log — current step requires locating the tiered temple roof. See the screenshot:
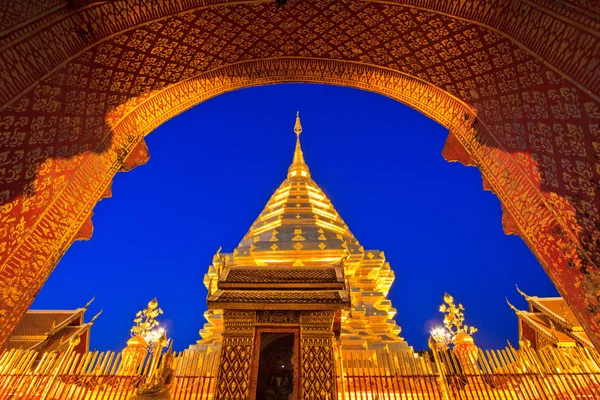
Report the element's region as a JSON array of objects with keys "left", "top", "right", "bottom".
[
  {"left": 5, "top": 300, "right": 99, "bottom": 354},
  {"left": 194, "top": 114, "right": 408, "bottom": 351},
  {"left": 508, "top": 287, "right": 594, "bottom": 350}
]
